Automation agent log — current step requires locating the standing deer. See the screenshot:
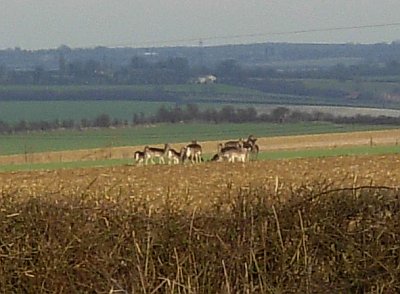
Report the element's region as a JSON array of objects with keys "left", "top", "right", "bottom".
[
  {"left": 224, "top": 138, "right": 244, "bottom": 149},
  {"left": 134, "top": 150, "right": 145, "bottom": 165},
  {"left": 143, "top": 144, "right": 170, "bottom": 165},
  {"left": 221, "top": 135, "right": 257, "bottom": 161},
  {"left": 166, "top": 146, "right": 186, "bottom": 164},
  {"left": 217, "top": 143, "right": 249, "bottom": 163},
  {"left": 182, "top": 141, "right": 203, "bottom": 163},
  {"left": 242, "top": 135, "right": 258, "bottom": 161}
]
